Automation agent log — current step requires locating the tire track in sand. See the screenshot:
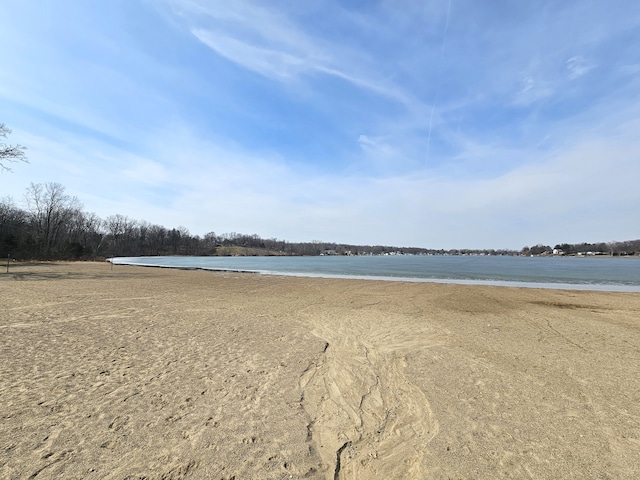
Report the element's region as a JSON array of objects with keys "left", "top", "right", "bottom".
[{"left": 298, "top": 306, "right": 443, "bottom": 479}]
